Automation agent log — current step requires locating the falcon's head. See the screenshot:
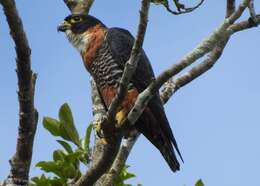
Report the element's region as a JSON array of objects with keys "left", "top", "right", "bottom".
[{"left": 58, "top": 14, "right": 106, "bottom": 51}]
